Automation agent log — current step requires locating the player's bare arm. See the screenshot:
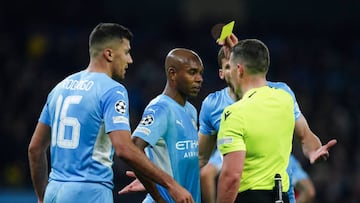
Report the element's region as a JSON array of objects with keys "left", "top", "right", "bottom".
[
  {"left": 198, "top": 132, "right": 217, "bottom": 168},
  {"left": 28, "top": 122, "right": 51, "bottom": 203}
]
